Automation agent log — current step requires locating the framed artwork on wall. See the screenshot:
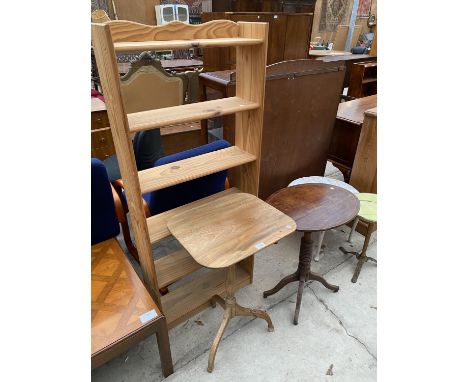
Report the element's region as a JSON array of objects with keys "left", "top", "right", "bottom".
[{"left": 357, "top": 0, "right": 372, "bottom": 17}]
